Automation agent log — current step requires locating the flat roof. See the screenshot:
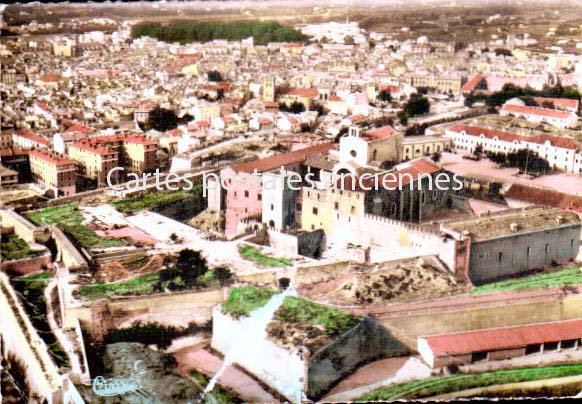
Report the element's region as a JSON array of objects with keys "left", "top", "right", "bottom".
[
  {"left": 420, "top": 318, "right": 582, "bottom": 357},
  {"left": 441, "top": 207, "right": 580, "bottom": 241}
]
